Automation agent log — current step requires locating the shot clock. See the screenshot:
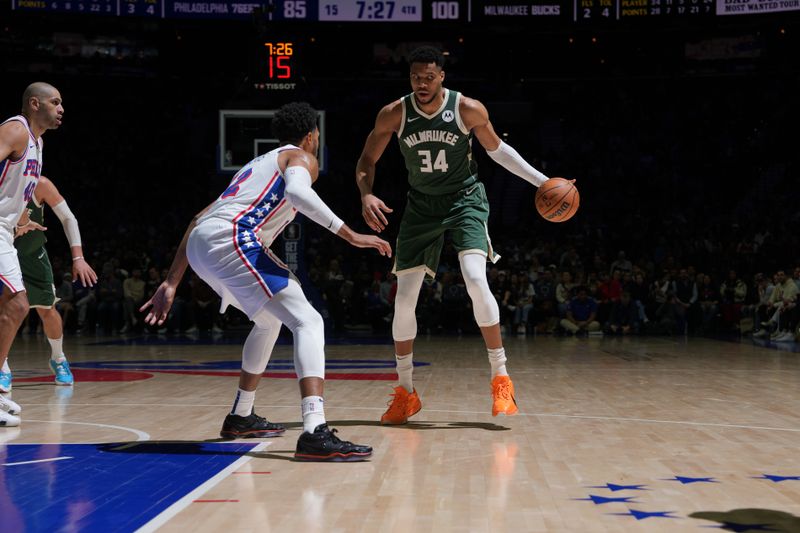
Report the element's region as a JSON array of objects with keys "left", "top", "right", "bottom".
[
  {"left": 256, "top": 41, "right": 298, "bottom": 91},
  {"left": 265, "top": 42, "right": 293, "bottom": 80}
]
